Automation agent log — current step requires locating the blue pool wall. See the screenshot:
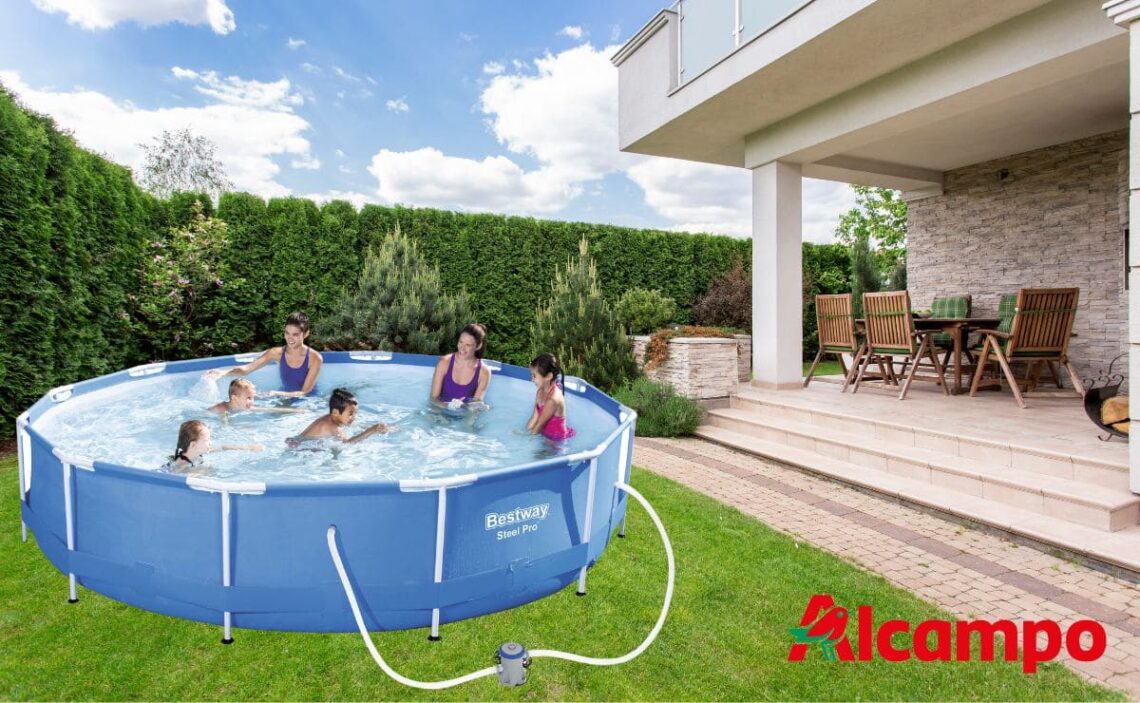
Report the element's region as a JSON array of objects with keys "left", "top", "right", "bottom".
[{"left": 17, "top": 352, "right": 635, "bottom": 632}]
